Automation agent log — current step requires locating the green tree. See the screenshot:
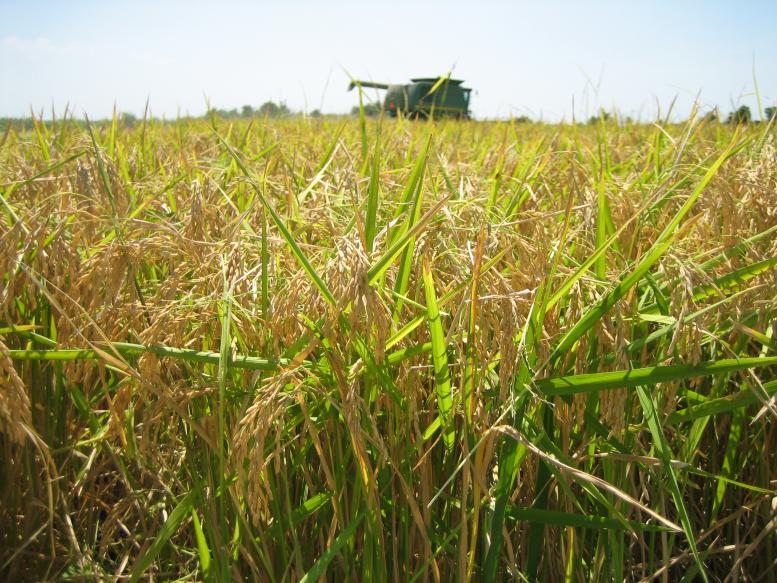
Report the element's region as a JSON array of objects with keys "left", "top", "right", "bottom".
[
  {"left": 765, "top": 106, "right": 776, "bottom": 121},
  {"left": 588, "top": 109, "right": 611, "bottom": 124},
  {"left": 120, "top": 112, "right": 137, "bottom": 127},
  {"left": 350, "top": 103, "right": 381, "bottom": 117},
  {"left": 702, "top": 108, "right": 719, "bottom": 124},
  {"left": 727, "top": 105, "right": 751, "bottom": 124},
  {"left": 241, "top": 105, "right": 254, "bottom": 117},
  {"left": 258, "top": 101, "right": 290, "bottom": 118}
]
